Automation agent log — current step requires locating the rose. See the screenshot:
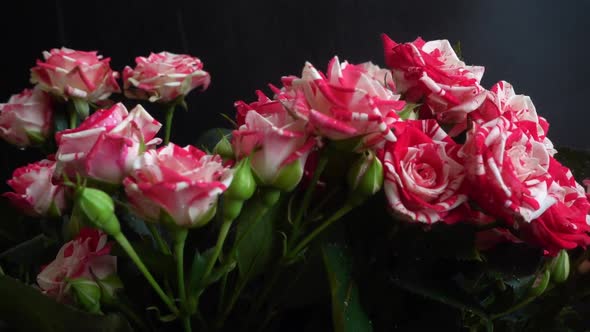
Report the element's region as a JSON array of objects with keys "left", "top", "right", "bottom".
[
  {"left": 30, "top": 48, "right": 120, "bottom": 102},
  {"left": 281, "top": 57, "right": 405, "bottom": 149},
  {"left": 381, "top": 34, "right": 486, "bottom": 128},
  {"left": 473, "top": 81, "right": 555, "bottom": 154},
  {"left": 232, "top": 91, "right": 316, "bottom": 190},
  {"left": 518, "top": 159, "right": 590, "bottom": 254},
  {"left": 3, "top": 159, "right": 67, "bottom": 217},
  {"left": 584, "top": 179, "right": 590, "bottom": 200},
  {"left": 0, "top": 87, "right": 53, "bottom": 147},
  {"left": 379, "top": 119, "right": 467, "bottom": 224},
  {"left": 37, "top": 228, "right": 116, "bottom": 301},
  {"left": 123, "top": 143, "right": 233, "bottom": 227},
  {"left": 123, "top": 52, "right": 211, "bottom": 103},
  {"left": 54, "top": 103, "right": 162, "bottom": 184},
  {"left": 463, "top": 116, "right": 566, "bottom": 225}
]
